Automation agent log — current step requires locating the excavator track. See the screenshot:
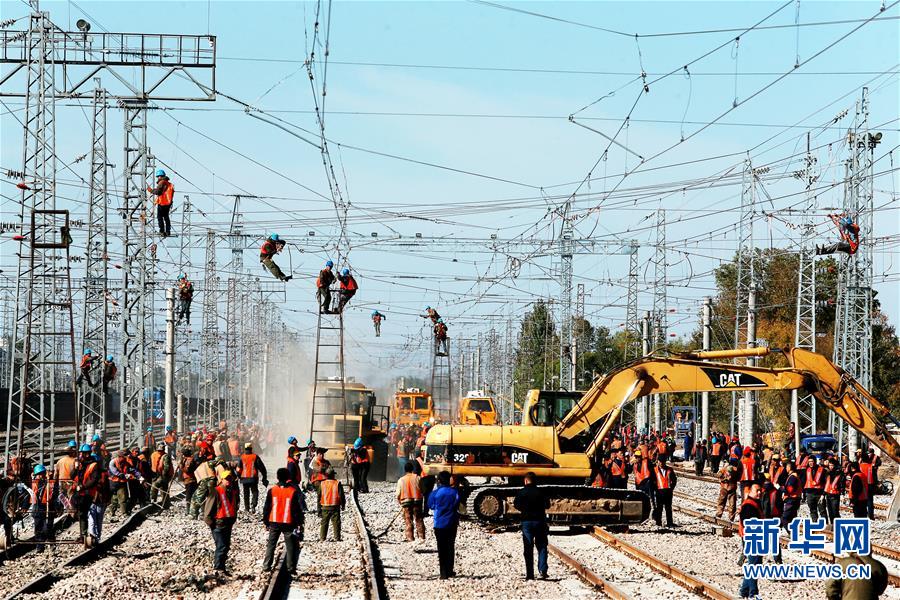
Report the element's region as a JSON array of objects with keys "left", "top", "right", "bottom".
[{"left": 466, "top": 485, "right": 651, "bottom": 526}]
